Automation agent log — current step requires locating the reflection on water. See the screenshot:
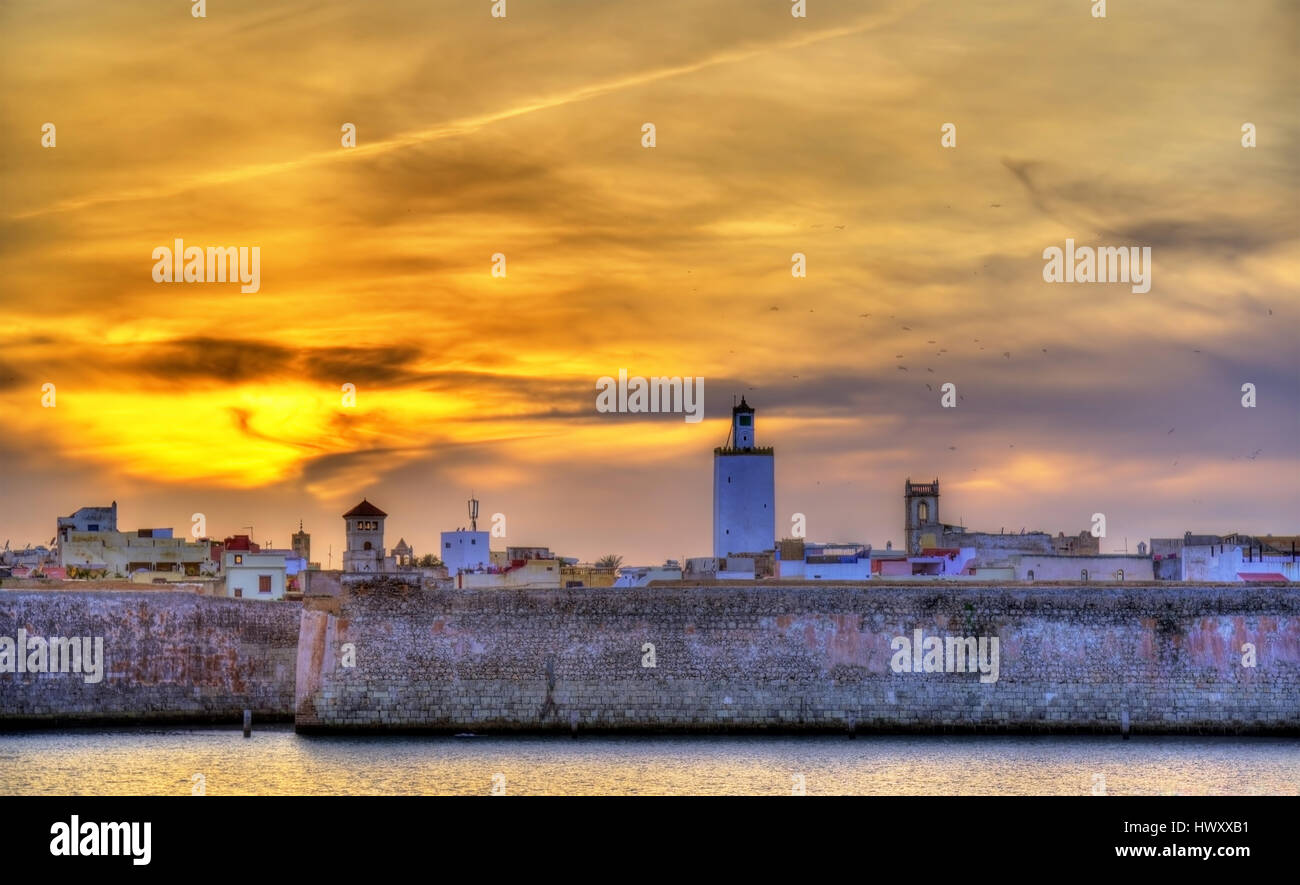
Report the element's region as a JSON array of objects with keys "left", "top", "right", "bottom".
[{"left": 0, "top": 727, "right": 1296, "bottom": 796}]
